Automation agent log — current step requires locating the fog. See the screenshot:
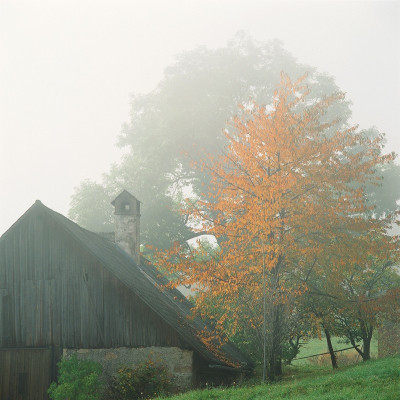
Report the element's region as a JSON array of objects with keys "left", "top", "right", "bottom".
[{"left": 1, "top": 0, "right": 399, "bottom": 235}]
